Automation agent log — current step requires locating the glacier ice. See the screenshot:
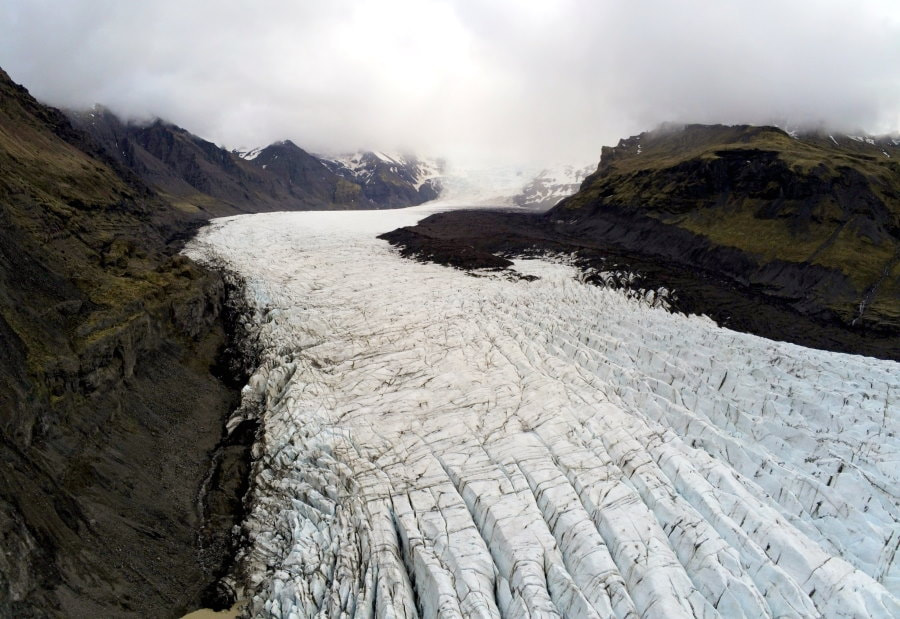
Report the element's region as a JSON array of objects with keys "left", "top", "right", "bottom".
[{"left": 185, "top": 205, "right": 899, "bottom": 618}]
